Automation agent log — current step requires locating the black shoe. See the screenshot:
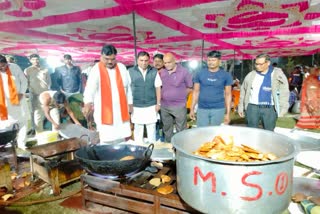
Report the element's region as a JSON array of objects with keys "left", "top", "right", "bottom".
[{"left": 27, "top": 129, "right": 36, "bottom": 136}]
